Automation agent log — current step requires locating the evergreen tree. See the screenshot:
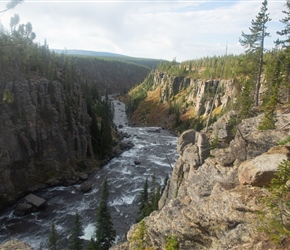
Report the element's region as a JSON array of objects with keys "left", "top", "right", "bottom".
[
  {"left": 90, "top": 111, "right": 101, "bottom": 155},
  {"left": 238, "top": 78, "right": 254, "bottom": 119},
  {"left": 48, "top": 222, "right": 59, "bottom": 250},
  {"left": 85, "top": 238, "right": 100, "bottom": 250},
  {"left": 276, "top": 0, "right": 290, "bottom": 48},
  {"left": 260, "top": 159, "right": 290, "bottom": 244},
  {"left": 137, "top": 175, "right": 163, "bottom": 222},
  {"left": 137, "top": 178, "right": 149, "bottom": 222},
  {"left": 259, "top": 51, "right": 282, "bottom": 130},
  {"left": 96, "top": 177, "right": 116, "bottom": 250},
  {"left": 68, "top": 212, "right": 83, "bottom": 250},
  {"left": 100, "top": 115, "right": 112, "bottom": 159},
  {"left": 239, "top": 0, "right": 271, "bottom": 106},
  {"left": 153, "top": 185, "right": 161, "bottom": 211},
  {"left": 139, "top": 178, "right": 148, "bottom": 212},
  {"left": 276, "top": 0, "right": 290, "bottom": 102}
]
